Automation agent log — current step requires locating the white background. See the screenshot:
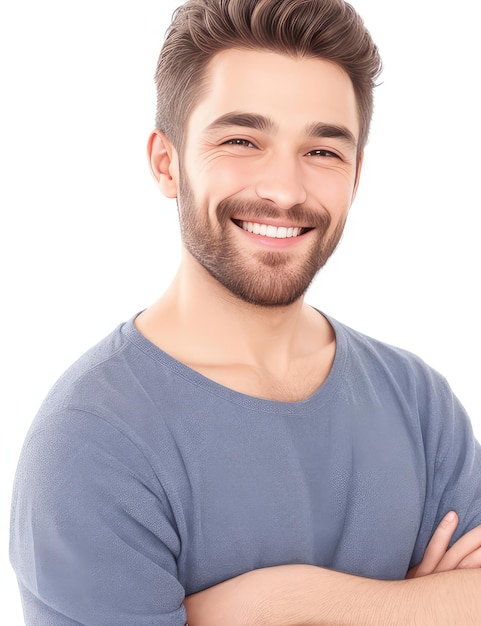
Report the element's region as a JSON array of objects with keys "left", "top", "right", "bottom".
[{"left": 1, "top": 1, "right": 479, "bottom": 622}]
